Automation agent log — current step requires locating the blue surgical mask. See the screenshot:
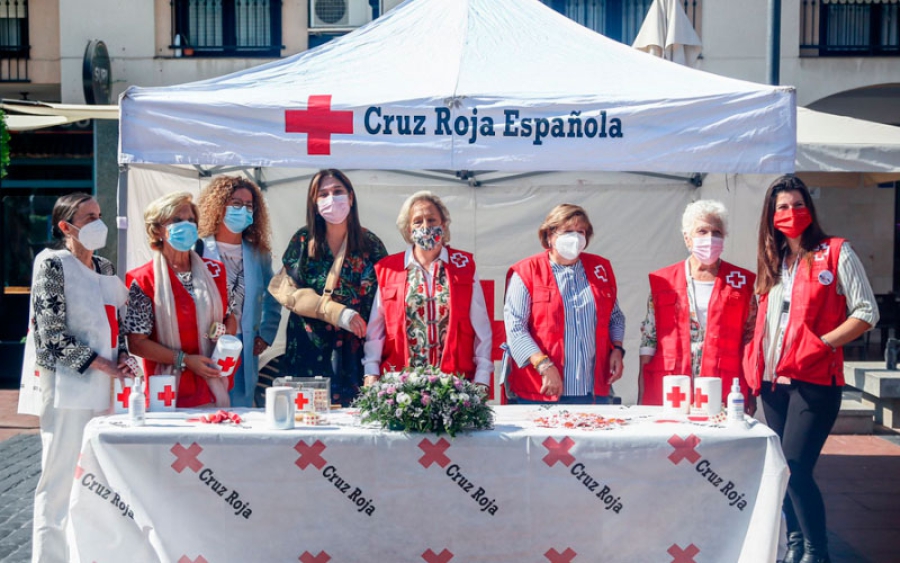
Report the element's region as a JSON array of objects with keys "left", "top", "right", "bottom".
[
  {"left": 223, "top": 206, "right": 254, "bottom": 234},
  {"left": 166, "top": 221, "right": 199, "bottom": 252}
]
